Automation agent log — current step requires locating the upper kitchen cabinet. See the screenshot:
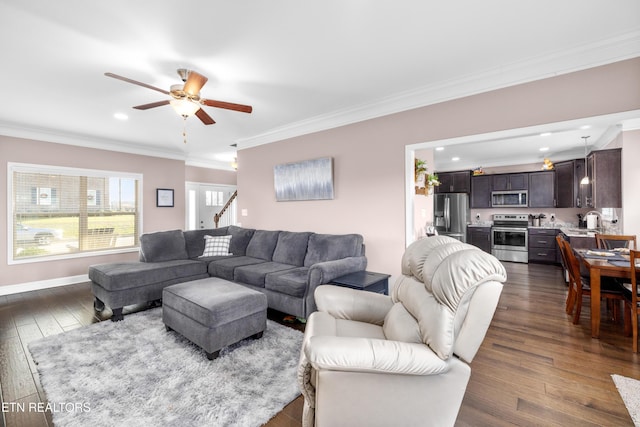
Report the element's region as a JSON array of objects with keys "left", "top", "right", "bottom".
[
  {"left": 554, "top": 159, "right": 586, "bottom": 208},
  {"left": 491, "top": 173, "right": 528, "bottom": 191},
  {"left": 529, "top": 171, "right": 556, "bottom": 208},
  {"left": 585, "top": 148, "right": 621, "bottom": 208},
  {"left": 435, "top": 170, "right": 471, "bottom": 193},
  {"left": 470, "top": 175, "right": 492, "bottom": 208}
]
